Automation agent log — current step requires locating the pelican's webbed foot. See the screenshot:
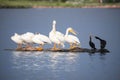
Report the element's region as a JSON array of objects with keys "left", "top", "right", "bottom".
[{"left": 36, "top": 47, "right": 43, "bottom": 51}]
